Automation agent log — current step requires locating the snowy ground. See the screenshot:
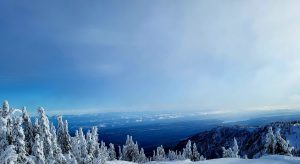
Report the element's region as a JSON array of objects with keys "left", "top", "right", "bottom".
[{"left": 107, "top": 155, "right": 300, "bottom": 164}]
